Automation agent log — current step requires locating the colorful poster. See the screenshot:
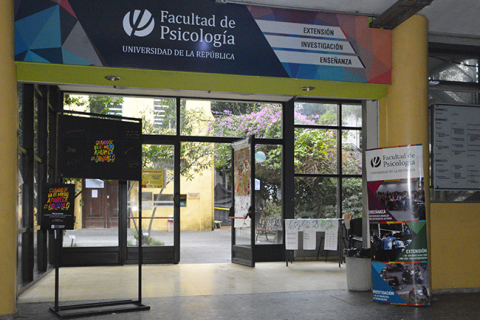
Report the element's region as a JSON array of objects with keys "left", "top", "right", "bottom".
[
  {"left": 14, "top": 0, "right": 391, "bottom": 84},
  {"left": 57, "top": 115, "right": 142, "bottom": 181},
  {"left": 366, "top": 145, "right": 430, "bottom": 305},
  {"left": 41, "top": 184, "right": 76, "bottom": 230},
  {"left": 233, "top": 139, "right": 252, "bottom": 228}
]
